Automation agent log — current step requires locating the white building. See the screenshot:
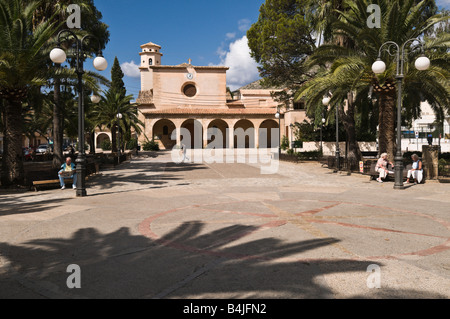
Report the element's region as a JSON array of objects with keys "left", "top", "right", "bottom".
[{"left": 402, "top": 101, "right": 450, "bottom": 153}]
